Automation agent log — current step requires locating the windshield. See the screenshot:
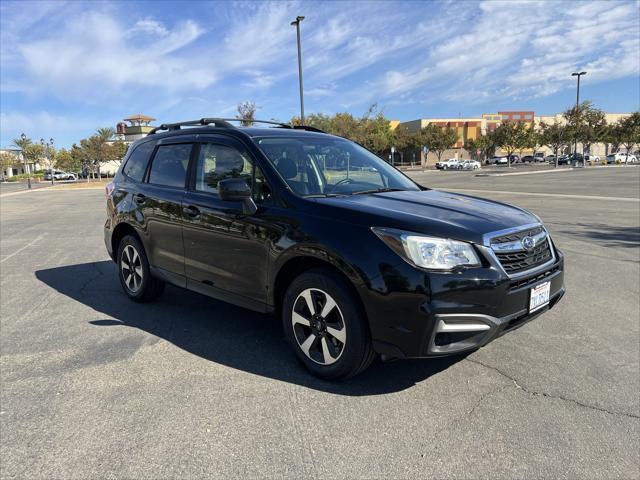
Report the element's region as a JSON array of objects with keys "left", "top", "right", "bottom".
[{"left": 256, "top": 136, "right": 420, "bottom": 196}]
